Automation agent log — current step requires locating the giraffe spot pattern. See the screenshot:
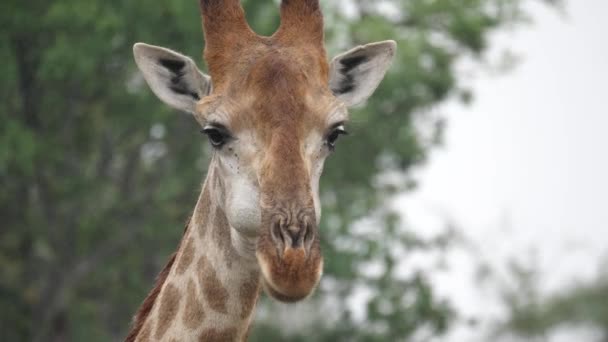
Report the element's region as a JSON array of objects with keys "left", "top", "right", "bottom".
[
  {"left": 212, "top": 206, "right": 238, "bottom": 268},
  {"left": 182, "top": 278, "right": 205, "bottom": 329},
  {"left": 198, "top": 327, "right": 238, "bottom": 342},
  {"left": 176, "top": 237, "right": 195, "bottom": 275},
  {"left": 154, "top": 283, "right": 181, "bottom": 340},
  {"left": 197, "top": 255, "right": 230, "bottom": 313},
  {"left": 197, "top": 185, "right": 212, "bottom": 240},
  {"left": 239, "top": 271, "right": 260, "bottom": 319}
]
